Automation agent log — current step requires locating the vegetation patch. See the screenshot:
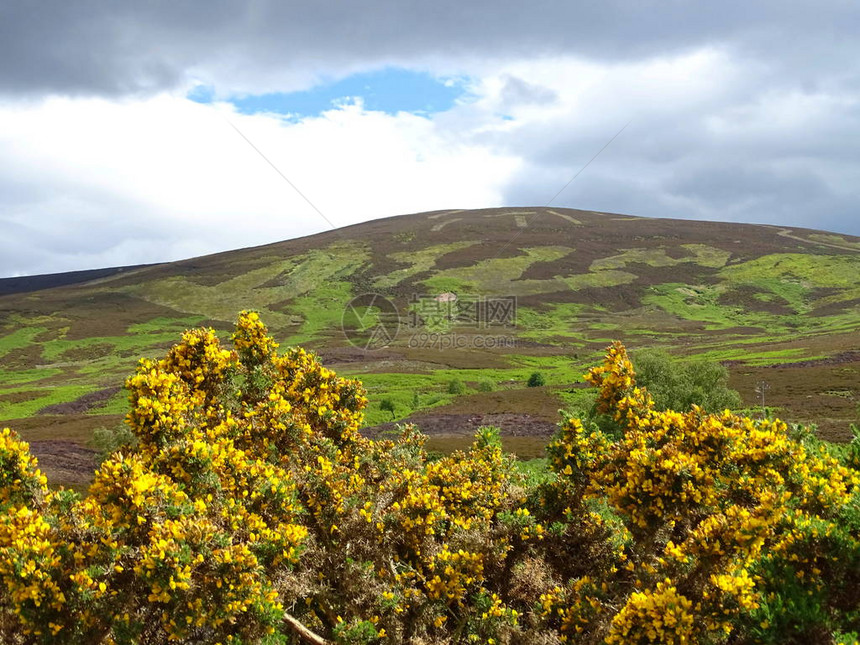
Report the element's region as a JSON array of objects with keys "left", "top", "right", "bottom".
[
  {"left": 591, "top": 243, "right": 731, "bottom": 271},
  {"left": 1, "top": 208, "right": 860, "bottom": 462},
  {"left": 0, "top": 317, "right": 857, "bottom": 644},
  {"left": 0, "top": 326, "right": 48, "bottom": 359},
  {"left": 0, "top": 384, "right": 96, "bottom": 420},
  {"left": 128, "top": 241, "right": 369, "bottom": 327},
  {"left": 422, "top": 246, "right": 573, "bottom": 296},
  {"left": 372, "top": 241, "right": 476, "bottom": 289}
]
